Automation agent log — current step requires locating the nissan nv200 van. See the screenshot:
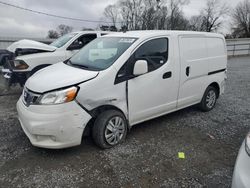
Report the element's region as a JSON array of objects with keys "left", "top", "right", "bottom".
[{"left": 17, "top": 31, "right": 227, "bottom": 149}]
